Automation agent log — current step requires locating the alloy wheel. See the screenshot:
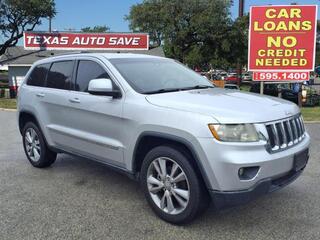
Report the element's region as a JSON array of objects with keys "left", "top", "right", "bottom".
[
  {"left": 147, "top": 157, "right": 190, "bottom": 215},
  {"left": 24, "top": 128, "right": 41, "bottom": 162}
]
